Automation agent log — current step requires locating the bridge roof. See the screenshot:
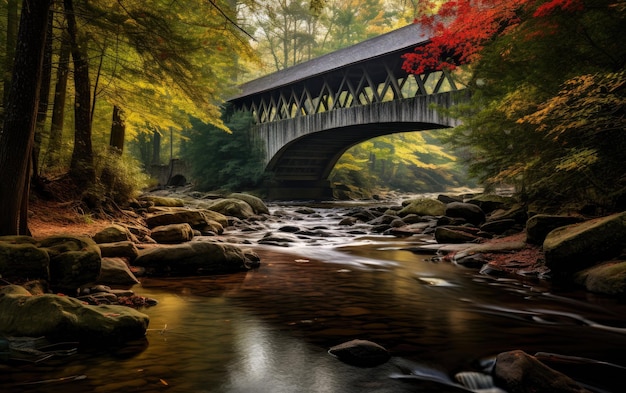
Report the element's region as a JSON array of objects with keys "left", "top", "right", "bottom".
[{"left": 231, "top": 23, "right": 431, "bottom": 101}]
